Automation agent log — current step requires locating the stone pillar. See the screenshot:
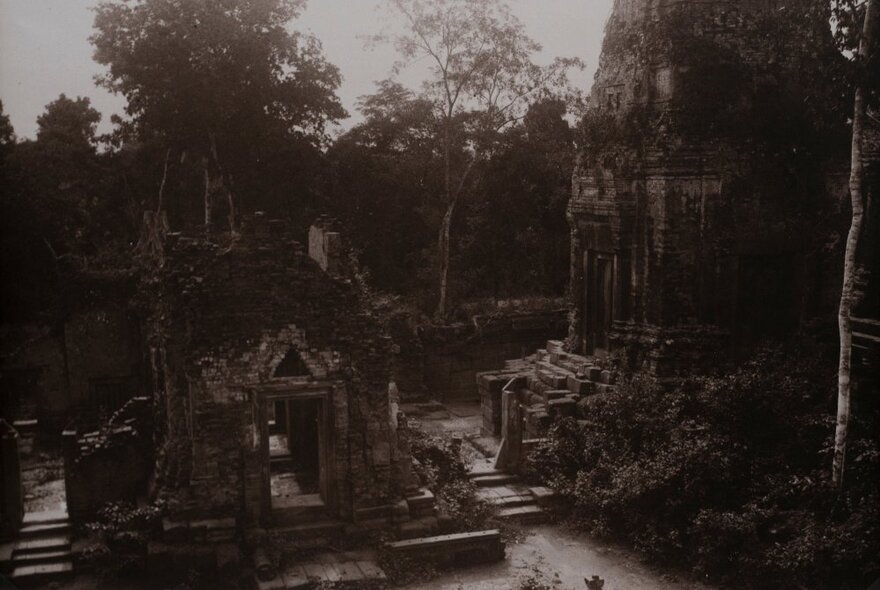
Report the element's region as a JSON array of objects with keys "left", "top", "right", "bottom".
[
  {"left": 308, "top": 217, "right": 343, "bottom": 275},
  {"left": 495, "top": 388, "right": 522, "bottom": 471},
  {"left": 62, "top": 427, "right": 81, "bottom": 521}
]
